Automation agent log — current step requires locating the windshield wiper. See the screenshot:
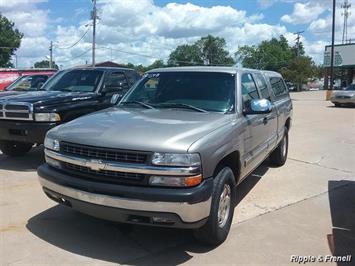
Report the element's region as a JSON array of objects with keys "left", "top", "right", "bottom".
[
  {"left": 155, "top": 103, "right": 208, "bottom": 113},
  {"left": 120, "top": 101, "right": 156, "bottom": 109}
]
